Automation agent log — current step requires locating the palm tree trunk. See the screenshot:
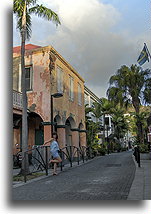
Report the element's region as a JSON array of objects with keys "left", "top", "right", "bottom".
[
  {"left": 20, "top": 0, "right": 29, "bottom": 175},
  {"left": 133, "top": 100, "right": 144, "bottom": 144},
  {"left": 136, "top": 120, "right": 144, "bottom": 144}
]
